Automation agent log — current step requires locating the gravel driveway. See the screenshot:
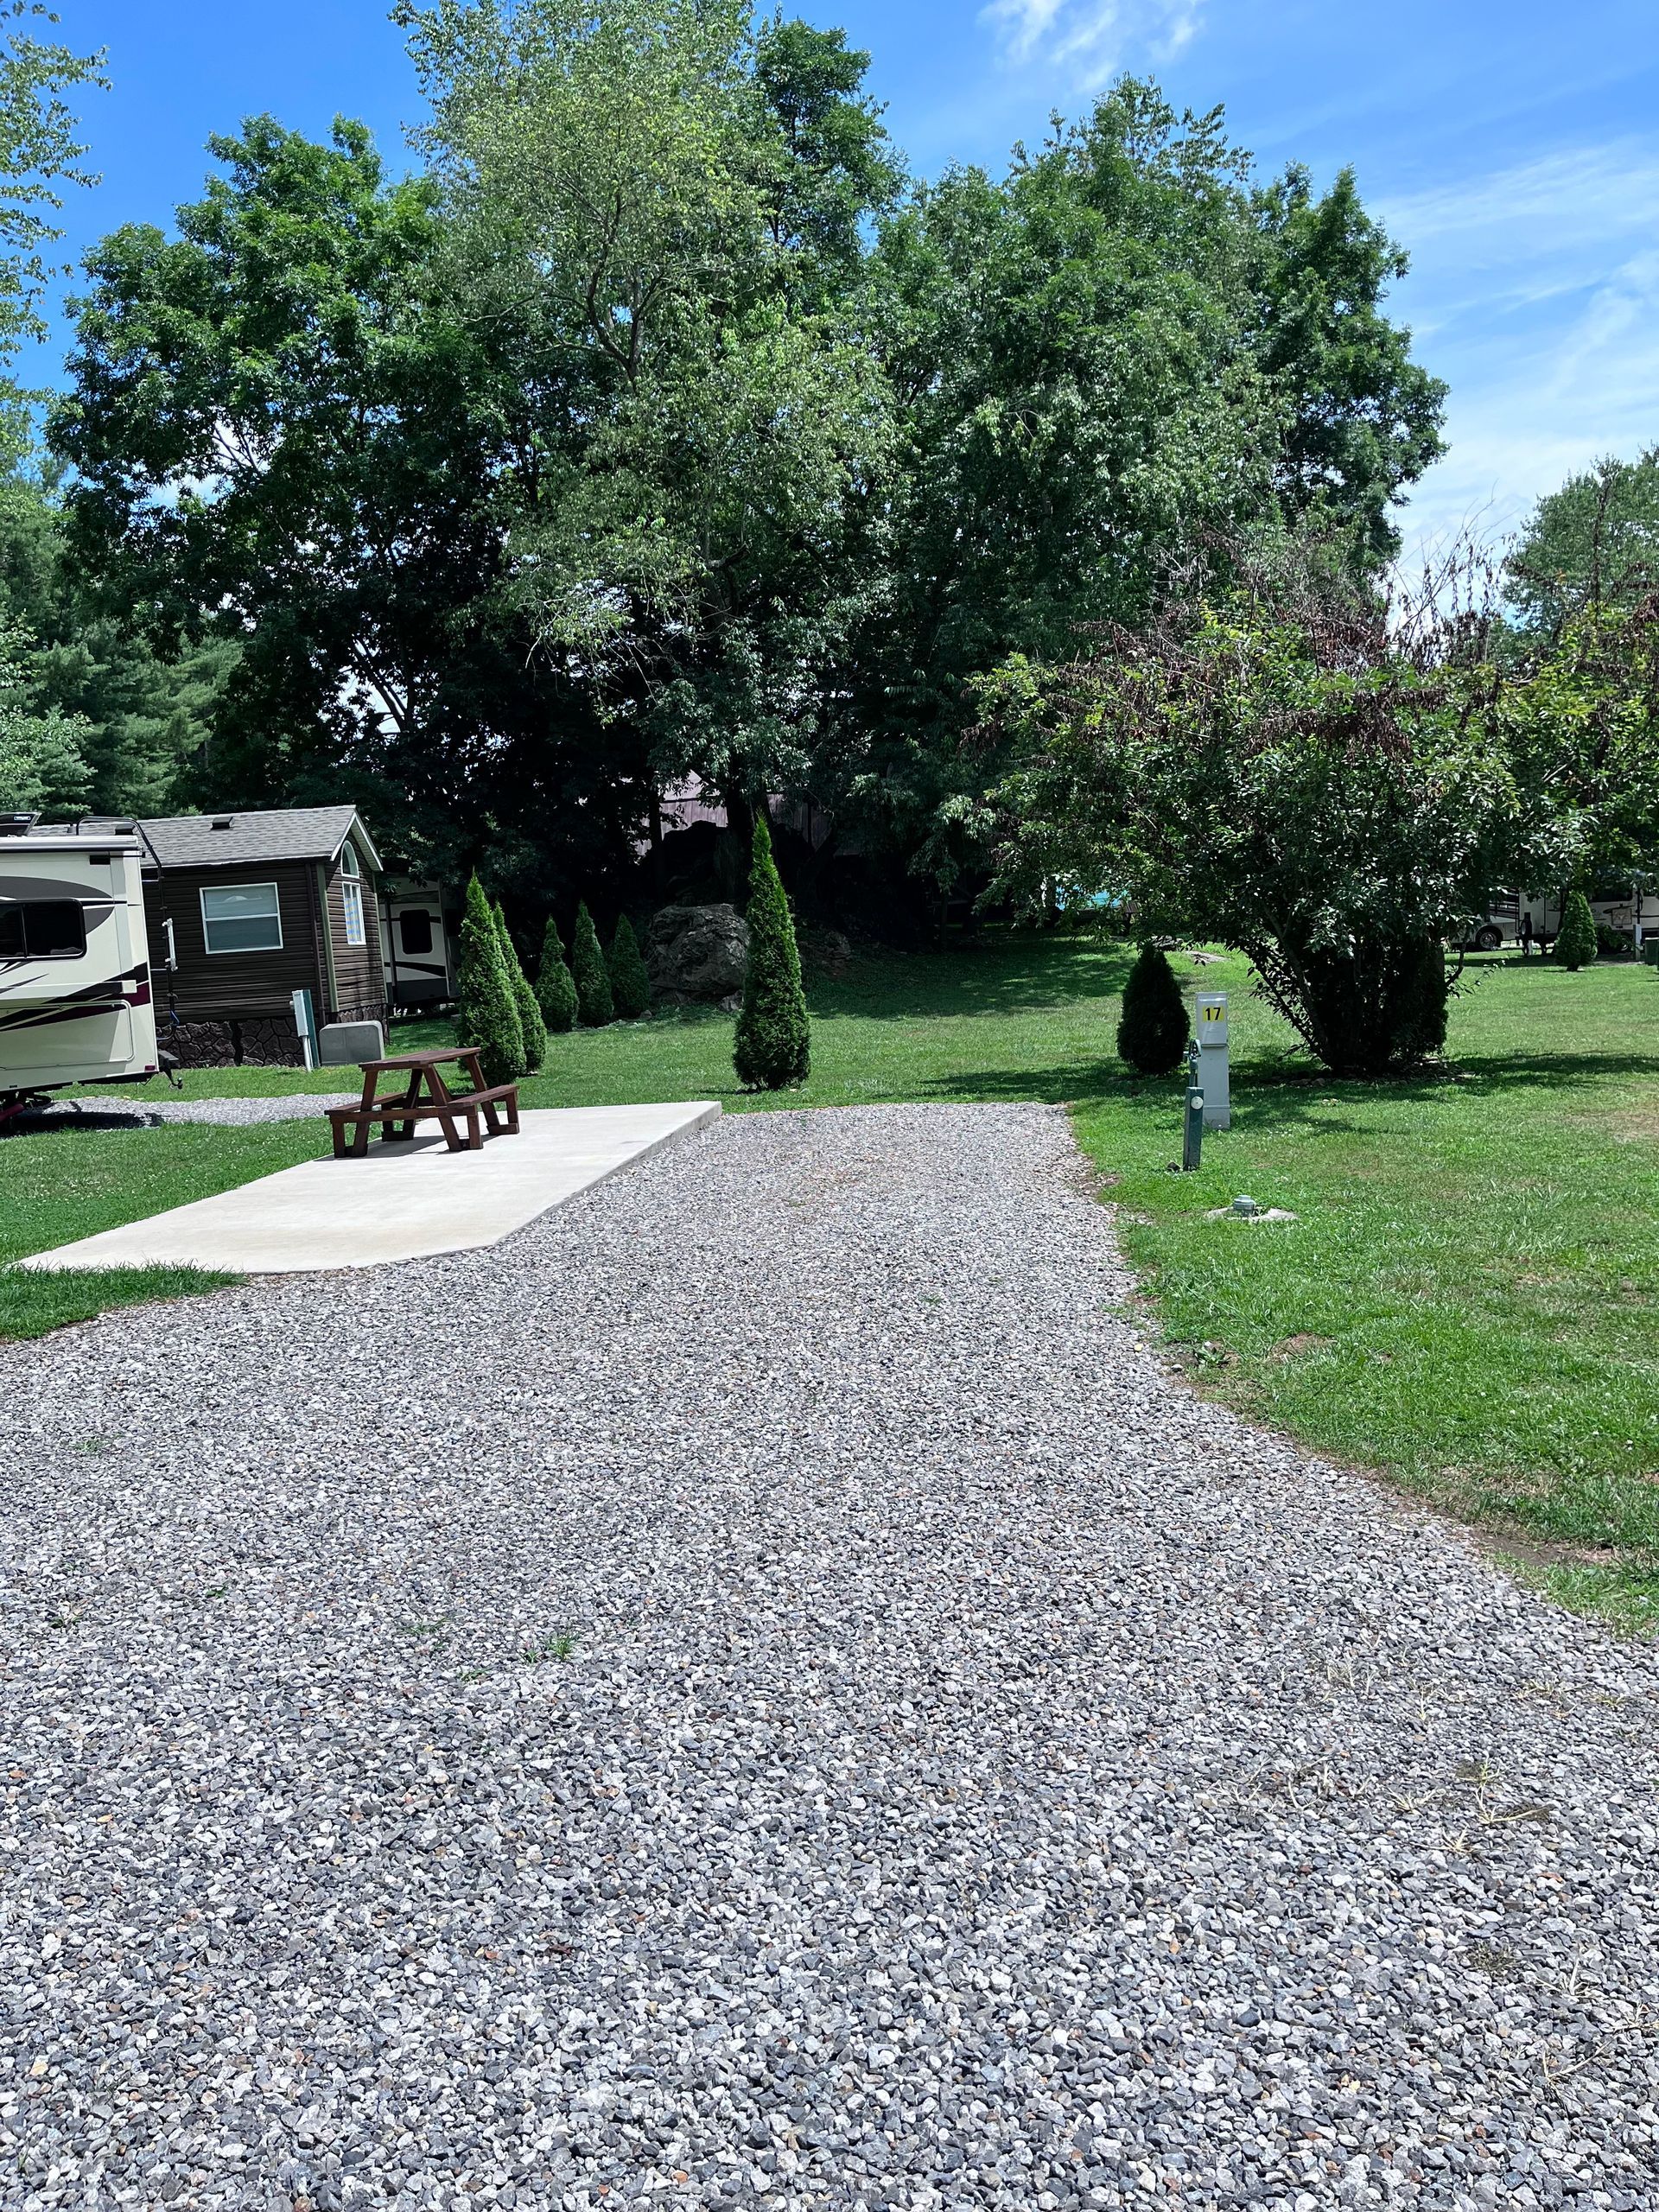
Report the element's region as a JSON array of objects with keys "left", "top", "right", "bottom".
[
  {"left": 16, "top": 1092, "right": 354, "bottom": 1130},
  {"left": 3, "top": 1103, "right": 1656, "bottom": 2211}
]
